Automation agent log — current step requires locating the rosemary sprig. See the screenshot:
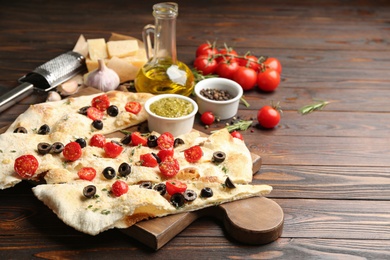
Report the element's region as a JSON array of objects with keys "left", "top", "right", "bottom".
[
  {"left": 211, "top": 120, "right": 253, "bottom": 133},
  {"left": 298, "top": 100, "right": 329, "bottom": 115}
]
